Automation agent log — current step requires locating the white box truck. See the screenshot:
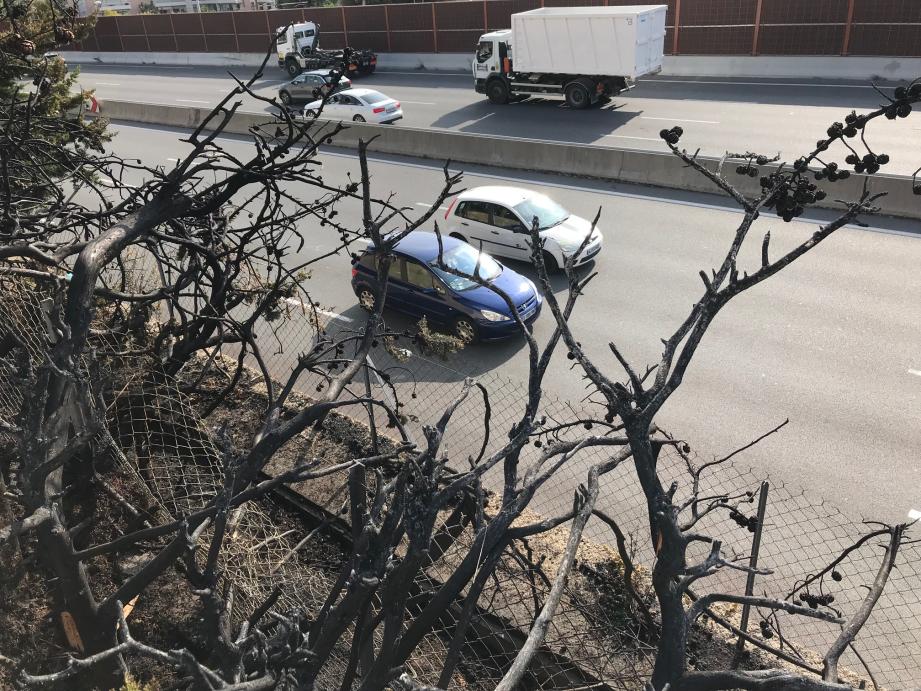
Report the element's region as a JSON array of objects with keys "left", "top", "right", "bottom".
[{"left": 473, "top": 5, "right": 667, "bottom": 109}]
